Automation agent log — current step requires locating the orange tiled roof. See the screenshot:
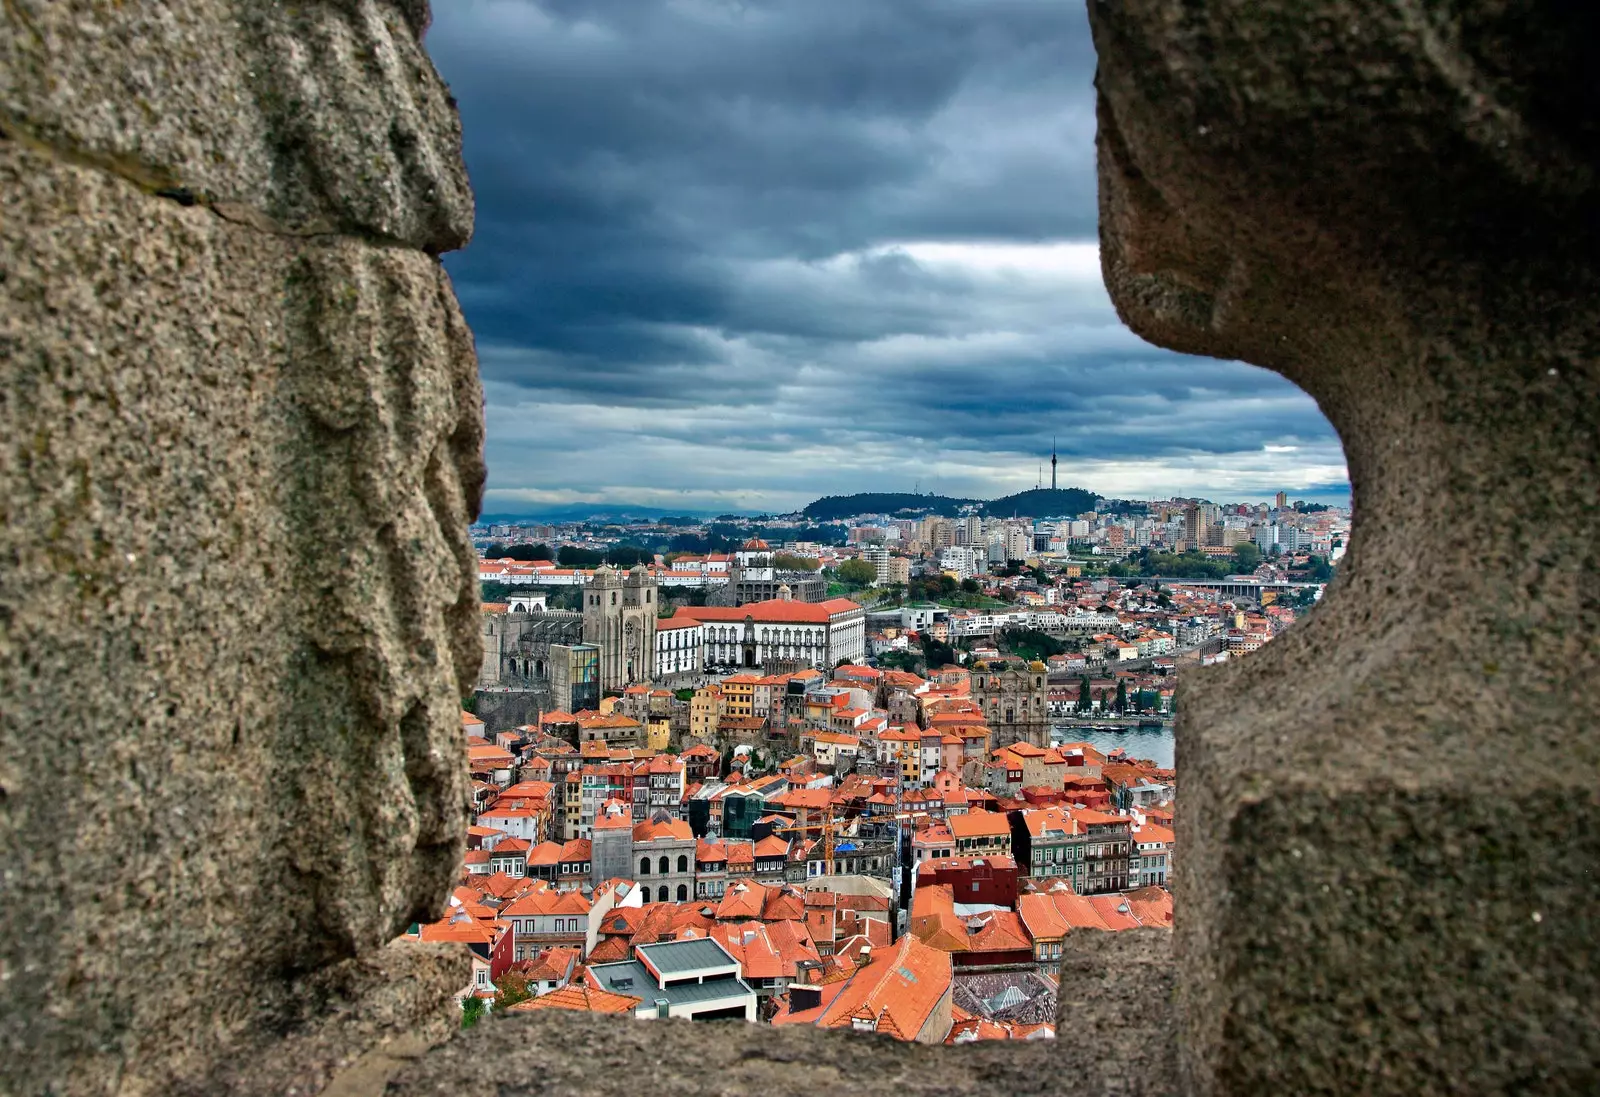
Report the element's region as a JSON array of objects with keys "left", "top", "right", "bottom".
[
  {"left": 947, "top": 810, "right": 1010, "bottom": 839},
  {"left": 804, "top": 934, "right": 951, "bottom": 1040},
  {"left": 512, "top": 982, "right": 639, "bottom": 1015}
]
